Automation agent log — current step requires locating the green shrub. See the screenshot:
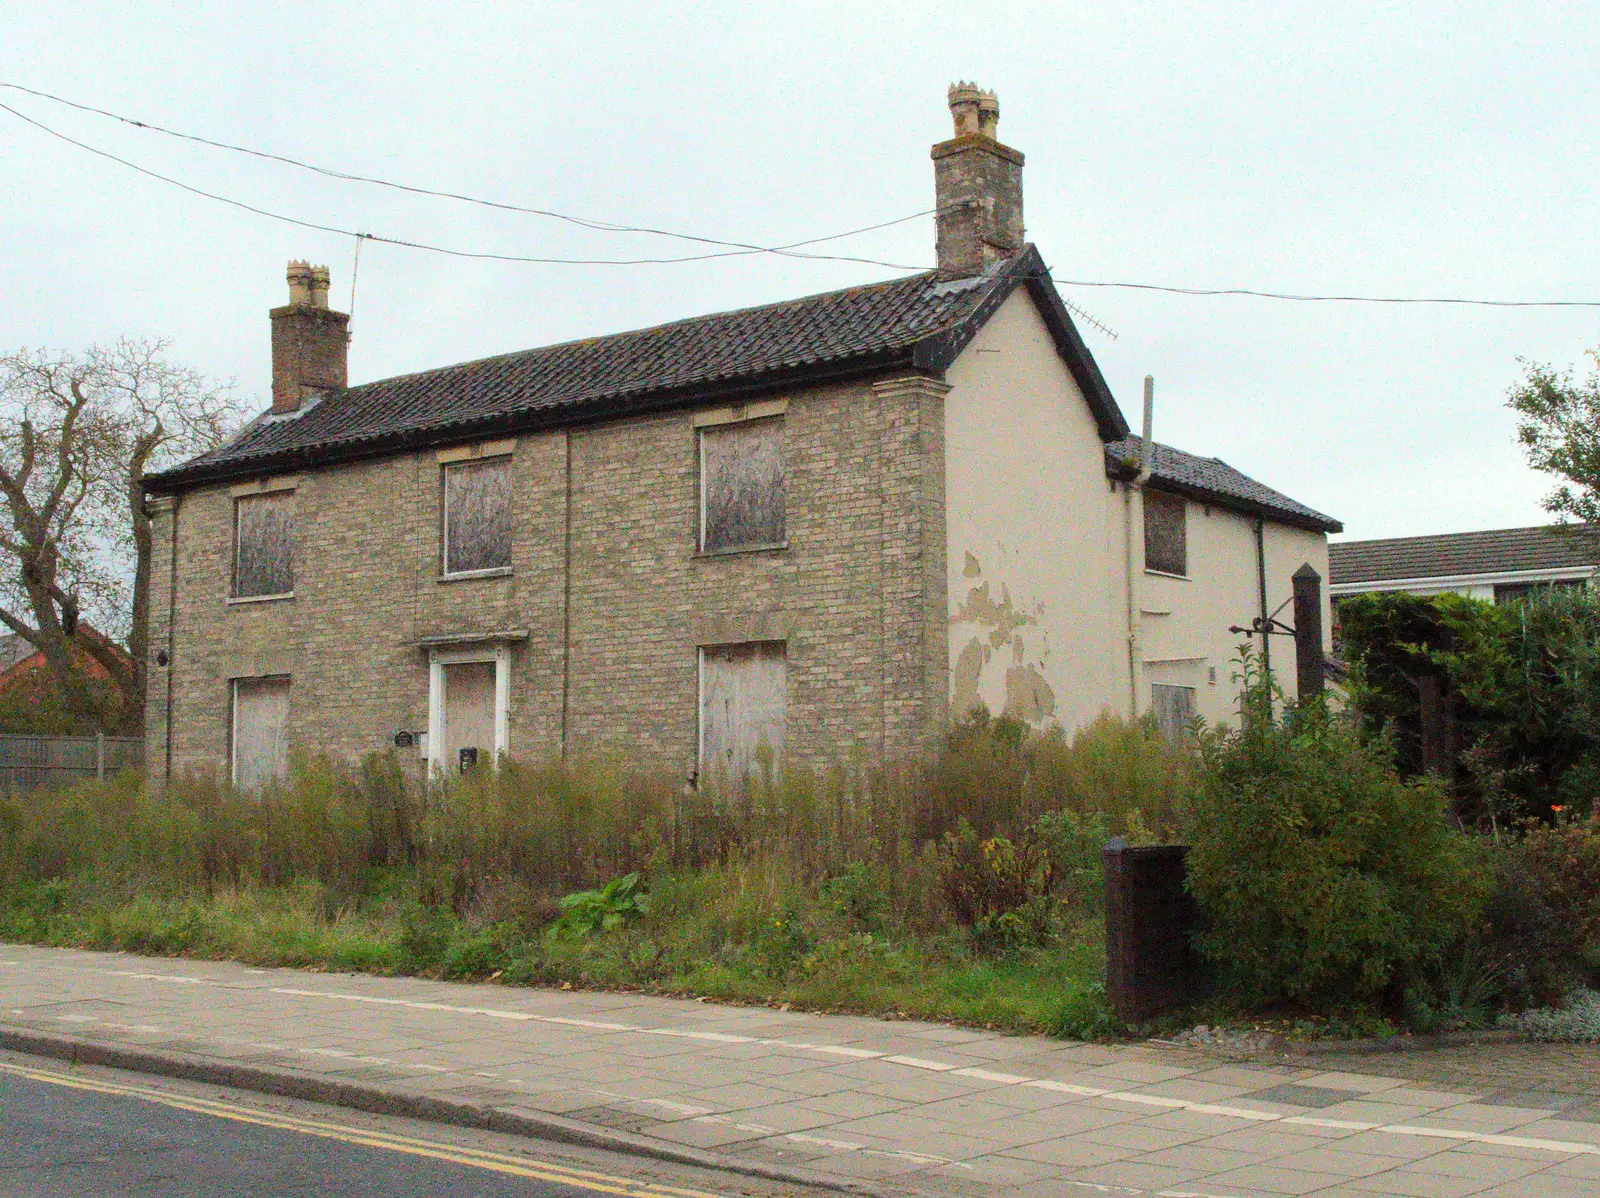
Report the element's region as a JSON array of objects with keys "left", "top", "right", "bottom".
[
  {"left": 1483, "top": 814, "right": 1600, "bottom": 1003},
  {"left": 1504, "top": 987, "right": 1600, "bottom": 1042},
  {"left": 937, "top": 819, "right": 1058, "bottom": 952},
  {"left": 546, "top": 872, "right": 652, "bottom": 941},
  {"left": 1186, "top": 654, "right": 1490, "bottom": 1007},
  {"left": 821, "top": 862, "right": 892, "bottom": 935},
  {"left": 1340, "top": 587, "right": 1600, "bottom": 822}
]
